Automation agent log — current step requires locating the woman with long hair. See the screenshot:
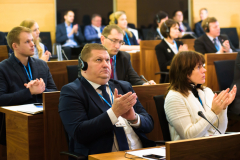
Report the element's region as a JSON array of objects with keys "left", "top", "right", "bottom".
[
  {"left": 109, "top": 11, "right": 140, "bottom": 51},
  {"left": 20, "top": 20, "right": 51, "bottom": 62},
  {"left": 164, "top": 51, "right": 237, "bottom": 140}
]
